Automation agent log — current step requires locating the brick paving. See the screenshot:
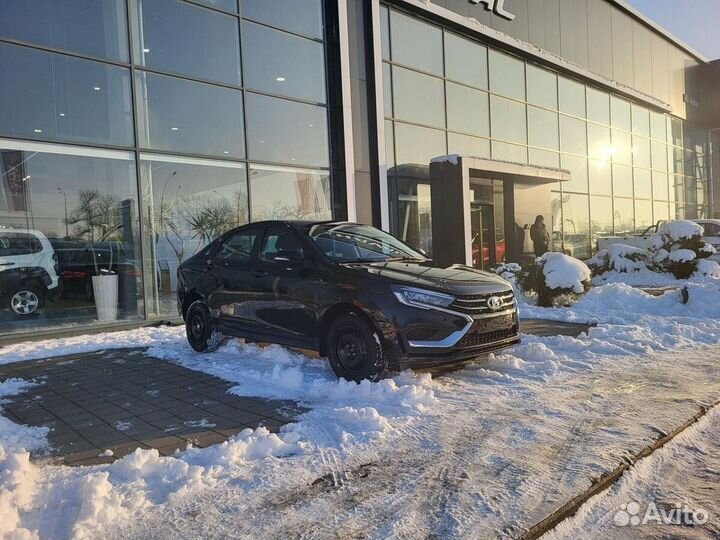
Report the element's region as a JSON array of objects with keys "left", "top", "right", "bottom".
[{"left": 0, "top": 348, "right": 304, "bottom": 467}]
